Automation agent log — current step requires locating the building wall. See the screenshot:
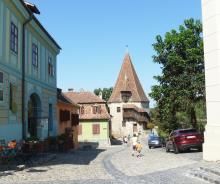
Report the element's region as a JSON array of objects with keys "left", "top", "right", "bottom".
[
  {"left": 0, "top": 0, "right": 59, "bottom": 142},
  {"left": 78, "top": 120, "right": 110, "bottom": 147},
  {"left": 57, "top": 102, "right": 79, "bottom": 148},
  {"left": 108, "top": 103, "right": 123, "bottom": 138},
  {"left": 202, "top": 0, "right": 220, "bottom": 161},
  {"left": 108, "top": 102, "right": 148, "bottom": 138}
]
